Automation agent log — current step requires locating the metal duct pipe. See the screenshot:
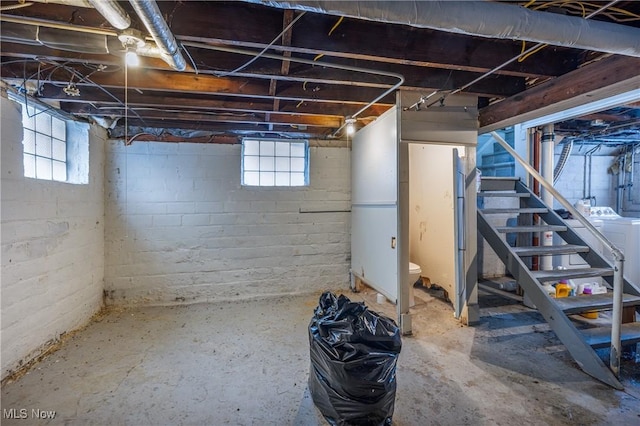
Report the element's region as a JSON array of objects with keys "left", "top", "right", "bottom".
[
  {"left": 30, "top": 0, "right": 131, "bottom": 30},
  {"left": 244, "top": 0, "right": 640, "bottom": 58},
  {"left": 88, "top": 0, "right": 131, "bottom": 30},
  {"left": 554, "top": 140, "right": 573, "bottom": 185},
  {"left": 128, "top": 0, "right": 186, "bottom": 71}
]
